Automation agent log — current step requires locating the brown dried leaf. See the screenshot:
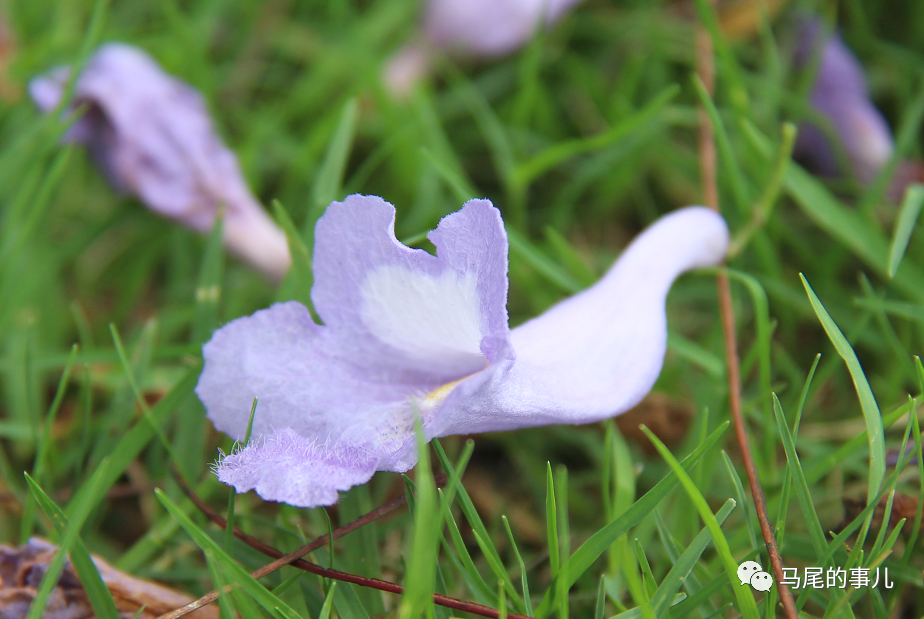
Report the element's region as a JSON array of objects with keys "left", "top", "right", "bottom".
[
  {"left": 0, "top": 538, "right": 217, "bottom": 619},
  {"left": 840, "top": 493, "right": 921, "bottom": 535}
]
